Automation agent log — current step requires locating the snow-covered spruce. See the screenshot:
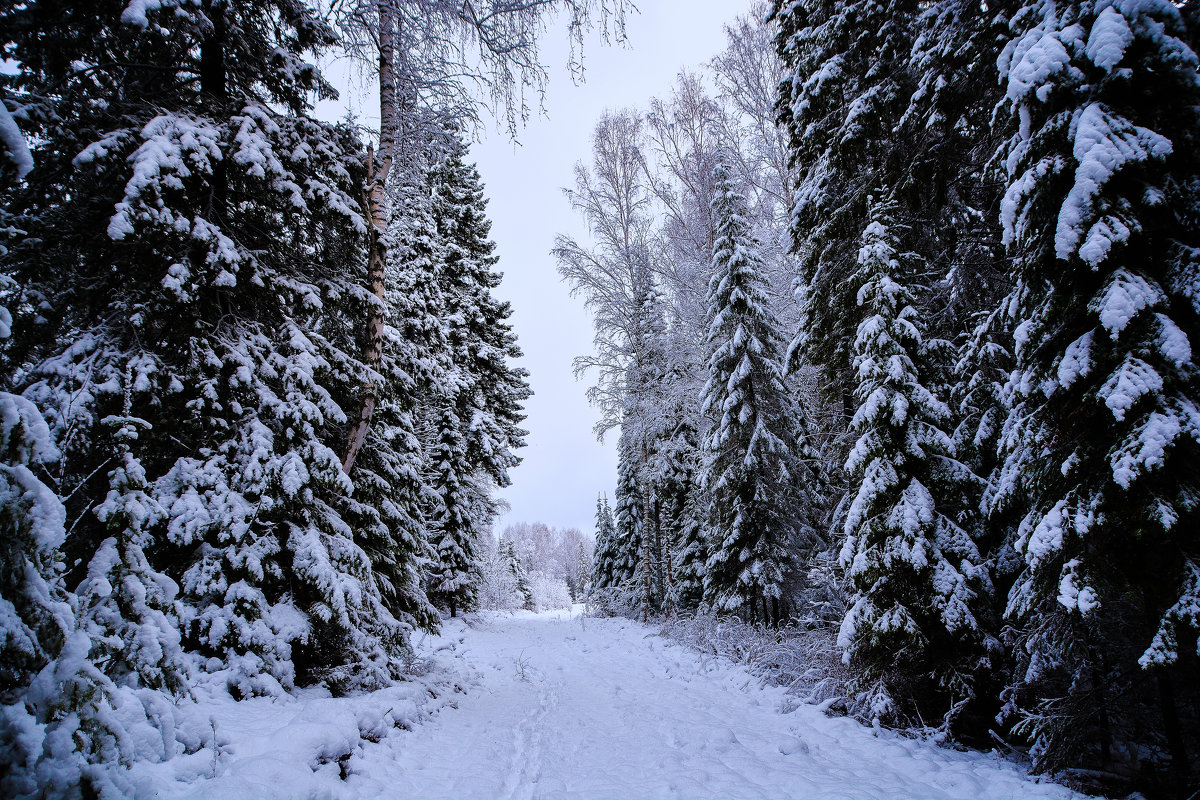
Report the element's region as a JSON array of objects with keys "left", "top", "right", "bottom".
[
  {"left": 836, "top": 197, "right": 991, "bottom": 729},
  {"left": 994, "top": 0, "right": 1200, "bottom": 779},
  {"left": 422, "top": 129, "right": 531, "bottom": 617},
  {"left": 699, "top": 165, "right": 825, "bottom": 625},
  {"left": 773, "top": 0, "right": 922, "bottom": 404},
  {"left": 589, "top": 494, "right": 620, "bottom": 602},
  {"left": 609, "top": 426, "right": 648, "bottom": 611},
  {"left": 0, "top": 3, "right": 414, "bottom": 790}
]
